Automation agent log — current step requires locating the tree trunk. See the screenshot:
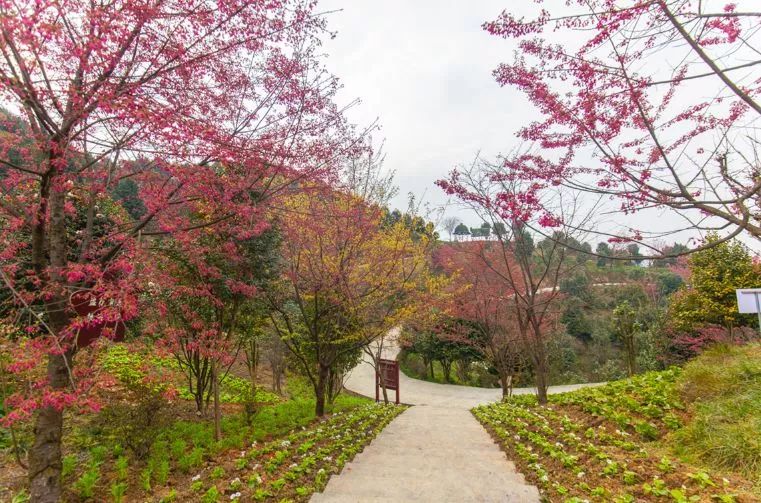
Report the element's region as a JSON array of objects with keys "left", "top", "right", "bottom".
[
  {"left": 315, "top": 364, "right": 330, "bottom": 417},
  {"left": 456, "top": 359, "right": 470, "bottom": 383},
  {"left": 272, "top": 369, "right": 282, "bottom": 394},
  {"left": 625, "top": 336, "right": 636, "bottom": 377},
  {"left": 29, "top": 170, "right": 71, "bottom": 503},
  {"left": 428, "top": 359, "right": 434, "bottom": 379},
  {"left": 29, "top": 350, "right": 73, "bottom": 503},
  {"left": 212, "top": 363, "right": 221, "bottom": 441},
  {"left": 327, "top": 367, "right": 344, "bottom": 405},
  {"left": 441, "top": 360, "right": 452, "bottom": 383},
  {"left": 498, "top": 370, "right": 513, "bottom": 399},
  {"left": 194, "top": 370, "right": 205, "bottom": 414},
  {"left": 380, "top": 362, "right": 389, "bottom": 404},
  {"left": 534, "top": 359, "right": 549, "bottom": 405}
]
